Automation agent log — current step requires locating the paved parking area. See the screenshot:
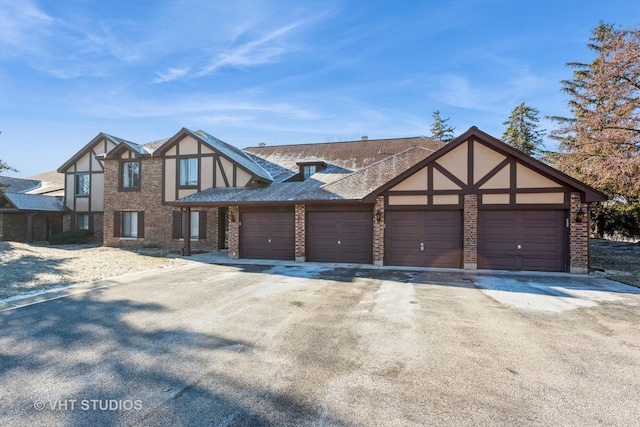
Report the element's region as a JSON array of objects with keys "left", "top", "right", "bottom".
[{"left": 1, "top": 260, "right": 639, "bottom": 426}]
